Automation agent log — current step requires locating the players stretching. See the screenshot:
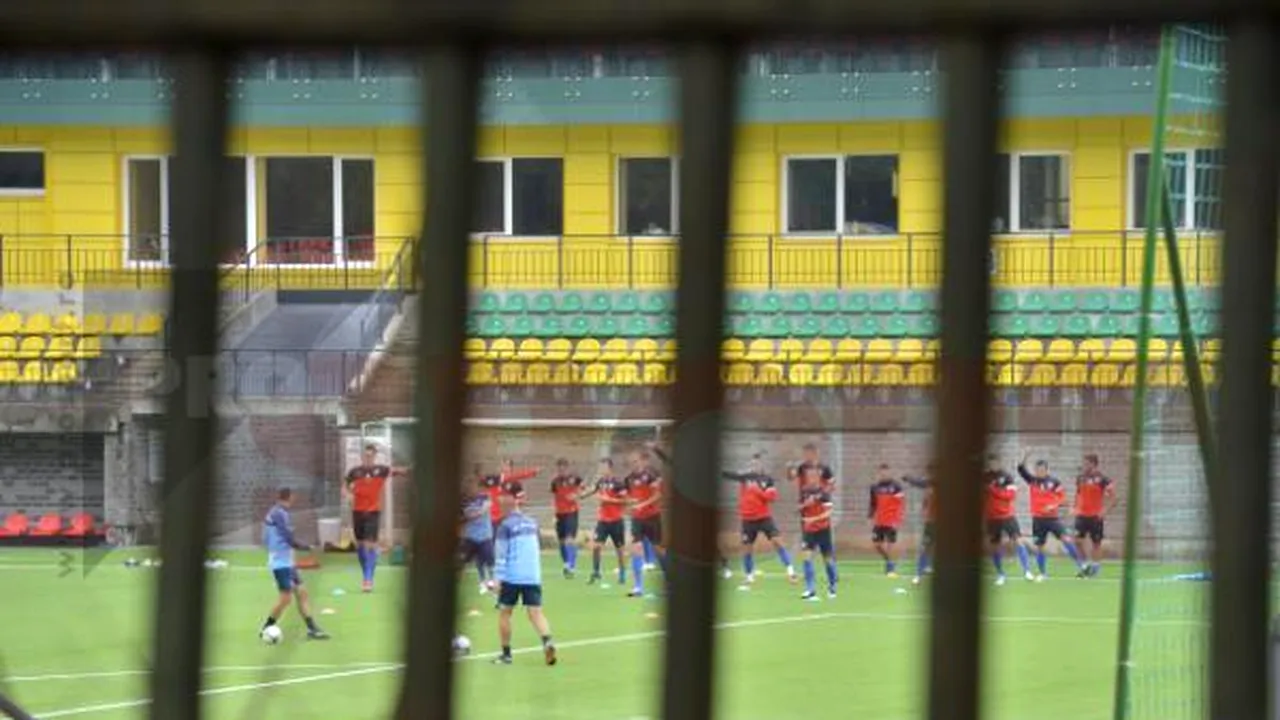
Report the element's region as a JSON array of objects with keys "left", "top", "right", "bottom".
[
  {"left": 261, "top": 488, "right": 329, "bottom": 640},
  {"left": 343, "top": 443, "right": 406, "bottom": 593},
  {"left": 799, "top": 466, "right": 838, "bottom": 600},
  {"left": 492, "top": 492, "right": 557, "bottom": 666},
  {"left": 460, "top": 490, "right": 495, "bottom": 594},
  {"left": 793, "top": 443, "right": 837, "bottom": 498},
  {"left": 1074, "top": 453, "right": 1116, "bottom": 578},
  {"left": 625, "top": 450, "right": 667, "bottom": 597},
  {"left": 724, "top": 453, "right": 797, "bottom": 589},
  {"left": 549, "top": 459, "right": 585, "bottom": 578},
  {"left": 903, "top": 465, "right": 935, "bottom": 585},
  {"left": 586, "top": 458, "right": 629, "bottom": 586},
  {"left": 867, "top": 463, "right": 906, "bottom": 577},
  {"left": 1016, "top": 450, "right": 1086, "bottom": 581},
  {"left": 985, "top": 454, "right": 1033, "bottom": 586}
]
